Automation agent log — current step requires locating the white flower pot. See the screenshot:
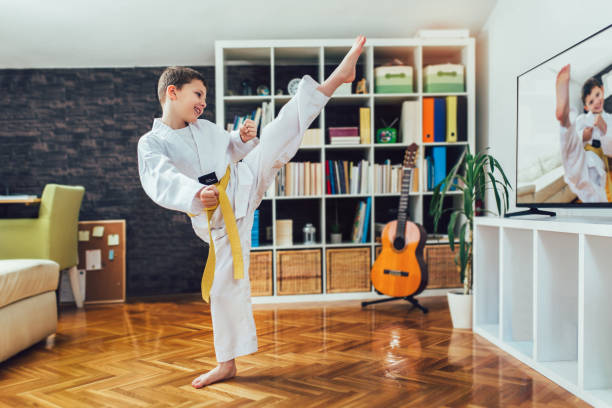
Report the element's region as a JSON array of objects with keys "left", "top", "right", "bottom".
[
  {"left": 447, "top": 290, "right": 473, "bottom": 329},
  {"left": 330, "top": 233, "right": 342, "bottom": 244}
]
